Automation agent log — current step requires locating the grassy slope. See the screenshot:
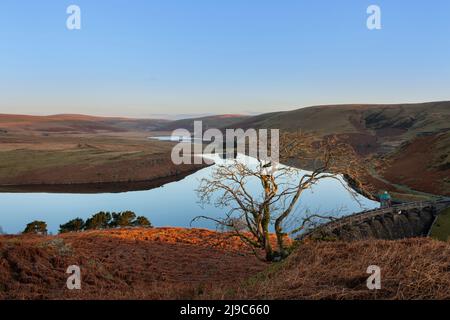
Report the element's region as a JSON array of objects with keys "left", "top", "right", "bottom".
[
  {"left": 0, "top": 131, "right": 205, "bottom": 187},
  {"left": 226, "top": 102, "right": 450, "bottom": 136},
  {"left": 0, "top": 113, "right": 209, "bottom": 187},
  {"left": 227, "top": 102, "right": 450, "bottom": 197},
  {"left": 0, "top": 228, "right": 268, "bottom": 299},
  {"left": 2, "top": 228, "right": 450, "bottom": 300},
  {"left": 382, "top": 131, "right": 450, "bottom": 196},
  {"left": 0, "top": 113, "right": 169, "bottom": 133},
  {"left": 430, "top": 208, "right": 450, "bottom": 241},
  {"left": 207, "top": 238, "right": 450, "bottom": 300}
]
